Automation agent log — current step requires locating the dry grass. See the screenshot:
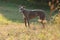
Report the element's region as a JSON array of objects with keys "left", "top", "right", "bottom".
[
  {"left": 0, "top": 14, "right": 60, "bottom": 40},
  {"left": 0, "top": 23, "right": 60, "bottom": 40}
]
